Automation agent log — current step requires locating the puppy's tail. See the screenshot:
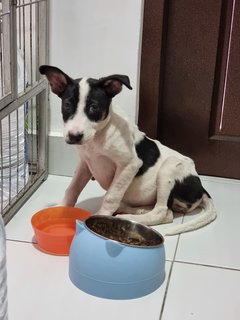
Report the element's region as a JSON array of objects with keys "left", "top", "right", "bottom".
[{"left": 164, "top": 194, "right": 217, "bottom": 236}]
